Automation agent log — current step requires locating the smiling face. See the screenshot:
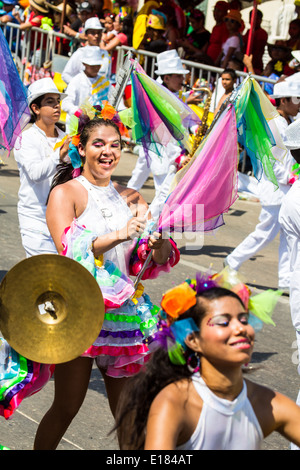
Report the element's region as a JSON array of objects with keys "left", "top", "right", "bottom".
[
  {"left": 78, "top": 122, "right": 122, "bottom": 186},
  {"left": 189, "top": 296, "right": 255, "bottom": 368}
]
